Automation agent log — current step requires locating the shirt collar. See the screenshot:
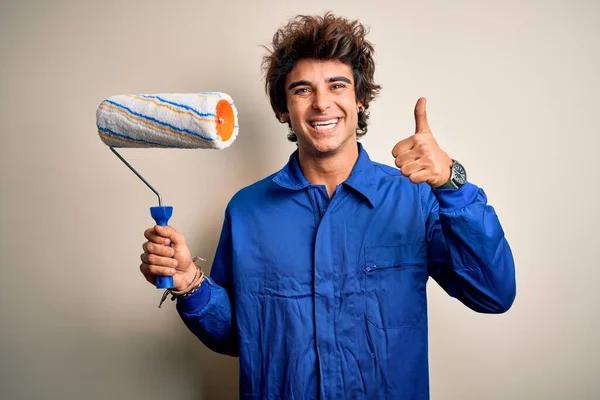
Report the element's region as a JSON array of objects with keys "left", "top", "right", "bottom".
[{"left": 272, "top": 142, "right": 379, "bottom": 208}]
